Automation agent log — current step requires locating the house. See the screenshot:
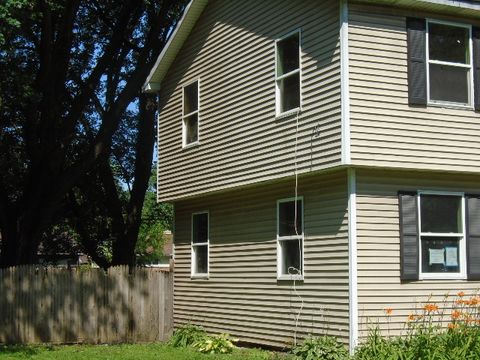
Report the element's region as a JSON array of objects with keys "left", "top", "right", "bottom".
[{"left": 143, "top": 0, "right": 480, "bottom": 352}]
